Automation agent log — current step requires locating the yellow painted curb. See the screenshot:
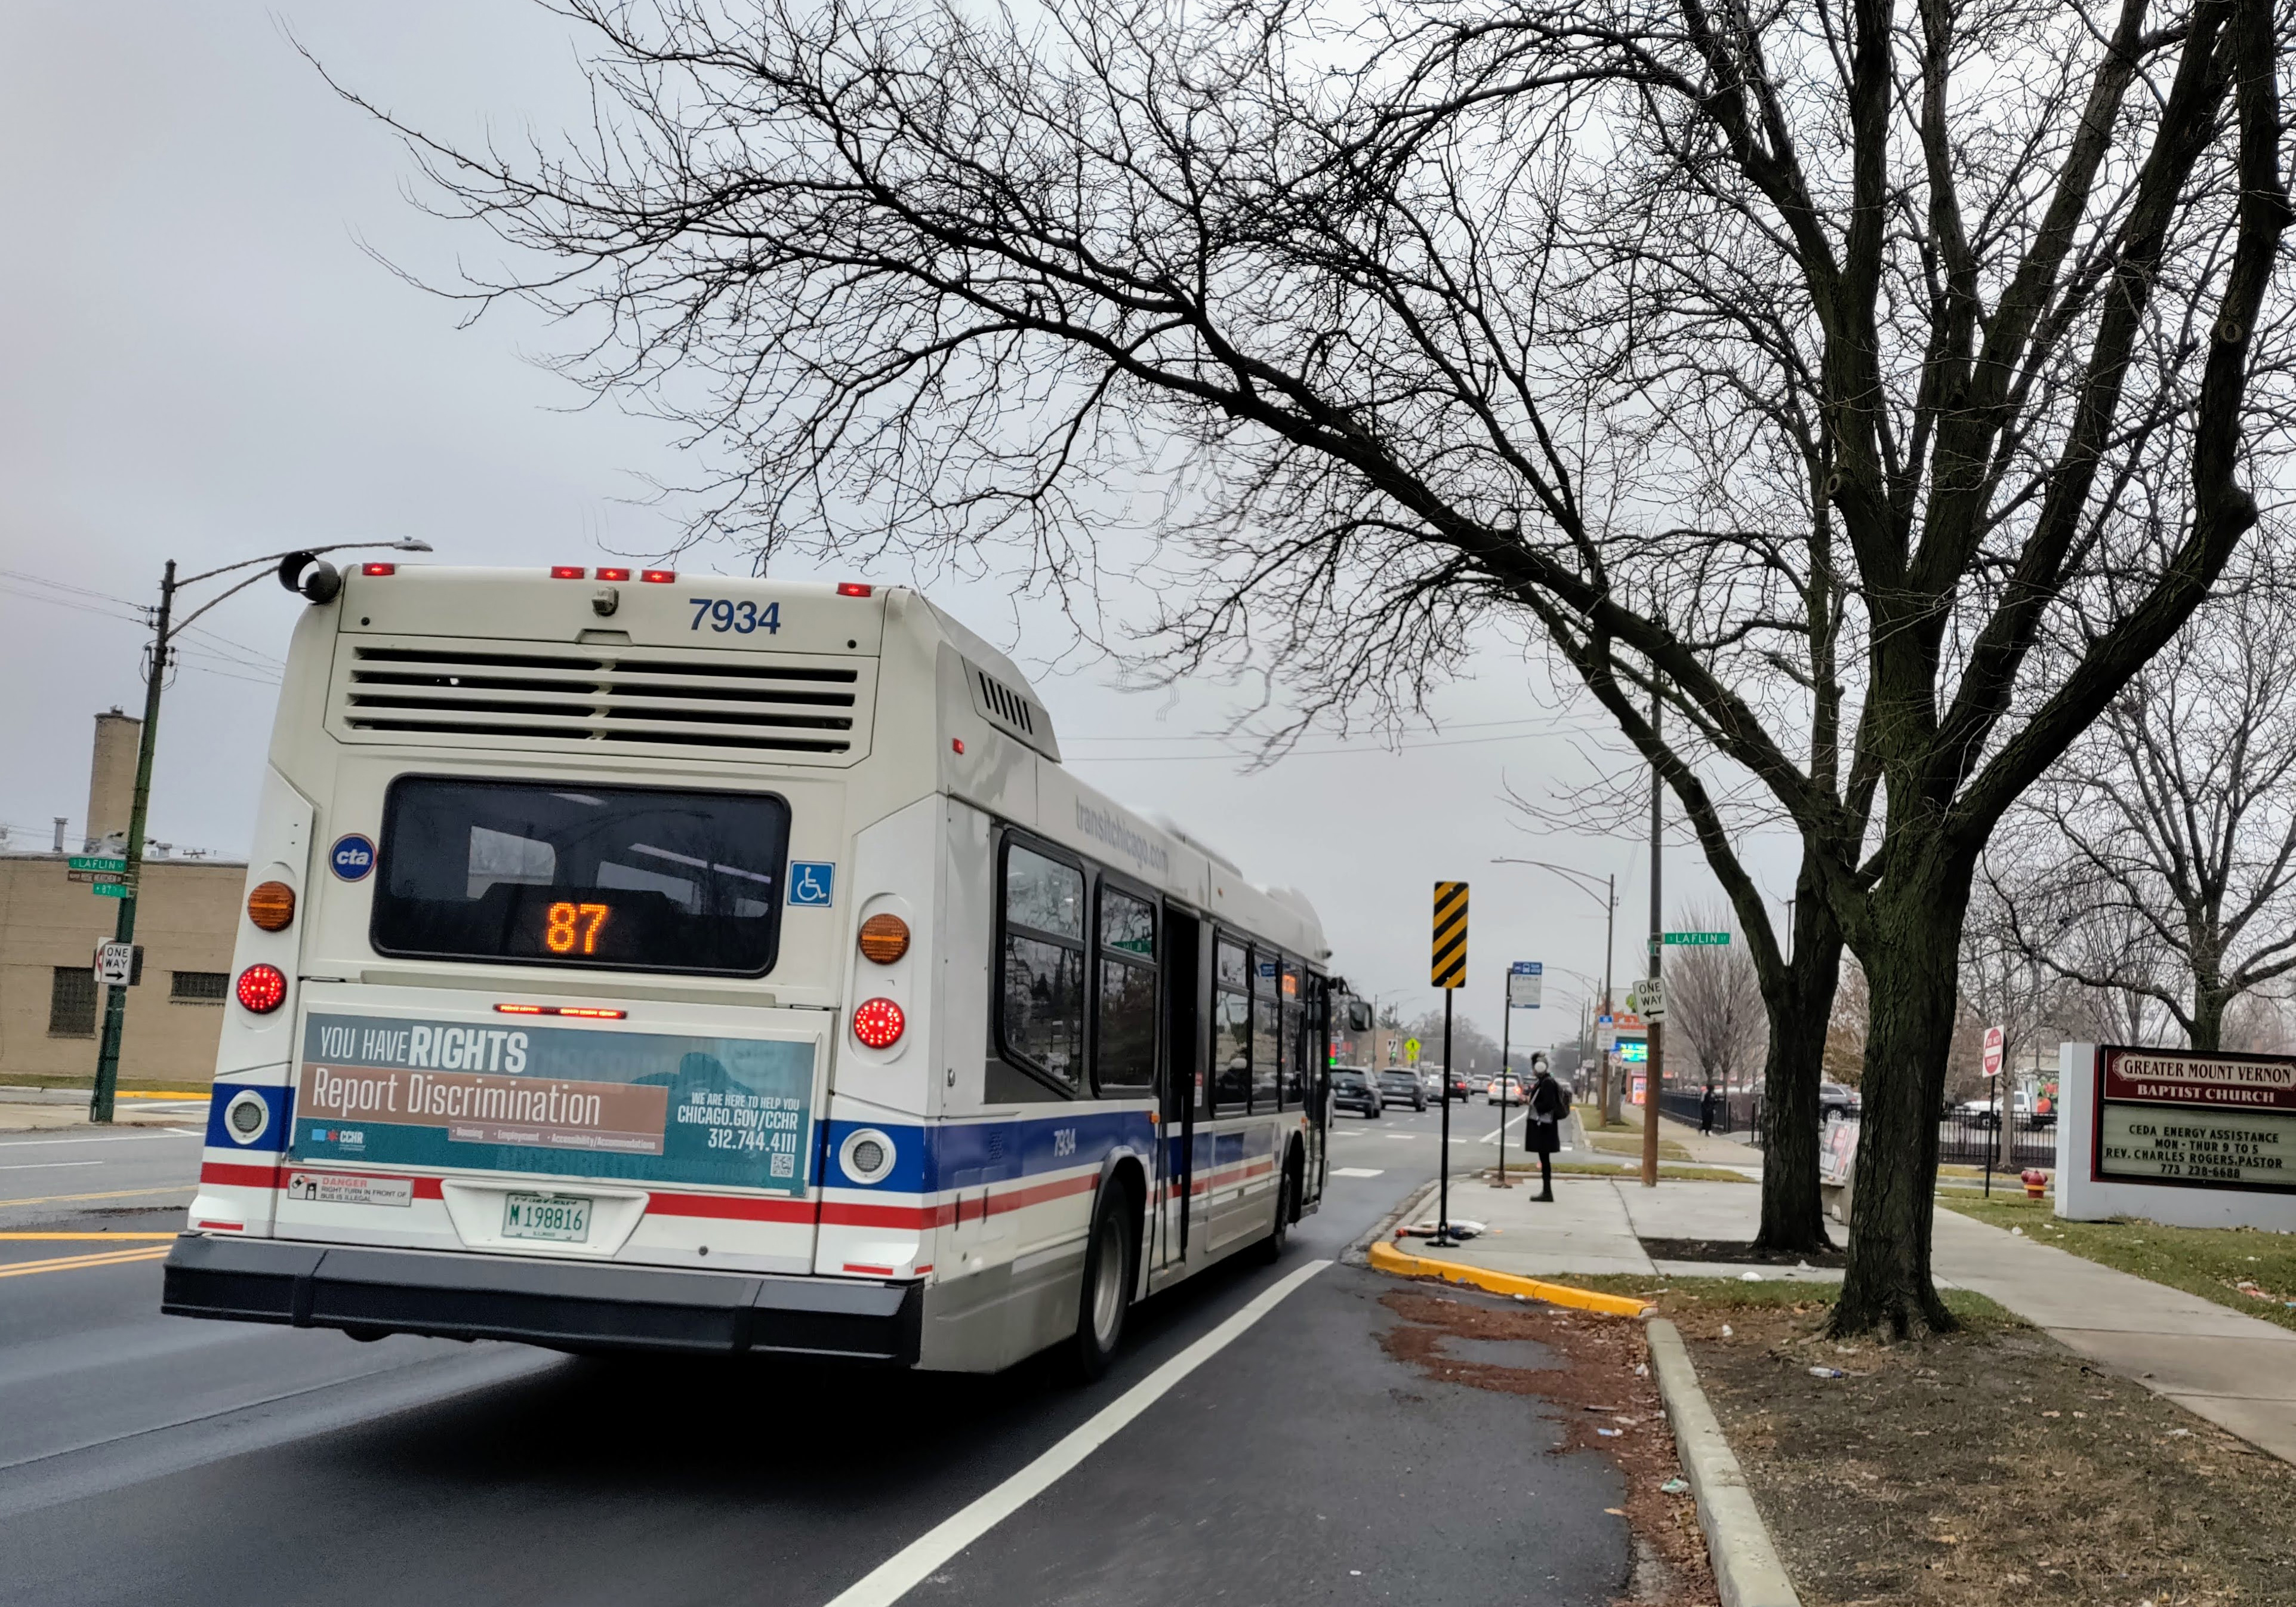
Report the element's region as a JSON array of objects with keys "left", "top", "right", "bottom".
[{"left": 1369, "top": 1239, "right": 1655, "bottom": 1317}]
